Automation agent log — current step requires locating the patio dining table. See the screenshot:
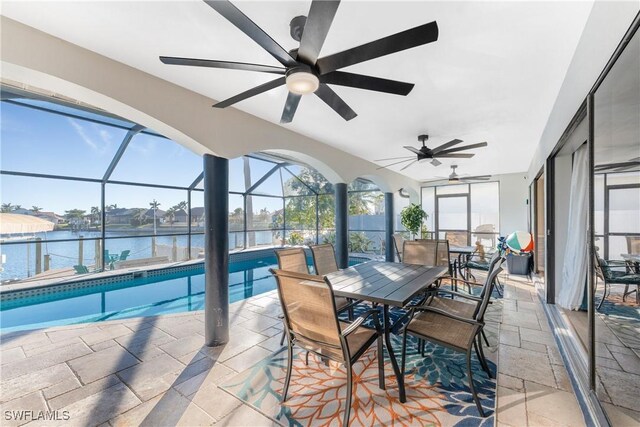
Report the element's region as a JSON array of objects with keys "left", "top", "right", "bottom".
[{"left": 324, "top": 261, "right": 448, "bottom": 403}]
